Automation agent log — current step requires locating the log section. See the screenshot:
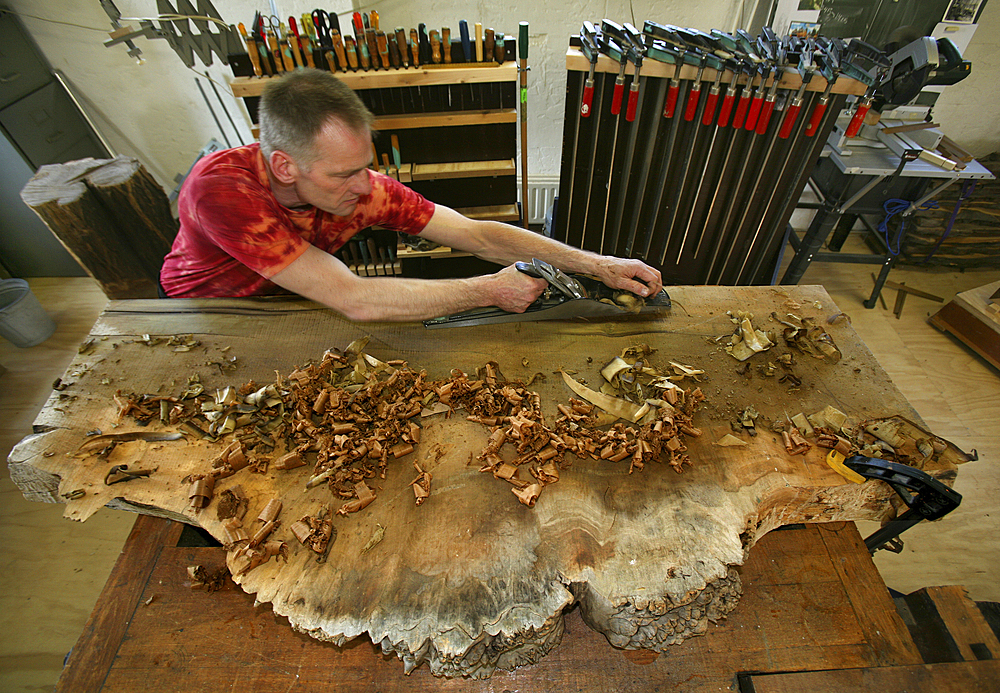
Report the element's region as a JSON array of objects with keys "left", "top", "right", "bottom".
[{"left": 20, "top": 156, "right": 178, "bottom": 299}]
